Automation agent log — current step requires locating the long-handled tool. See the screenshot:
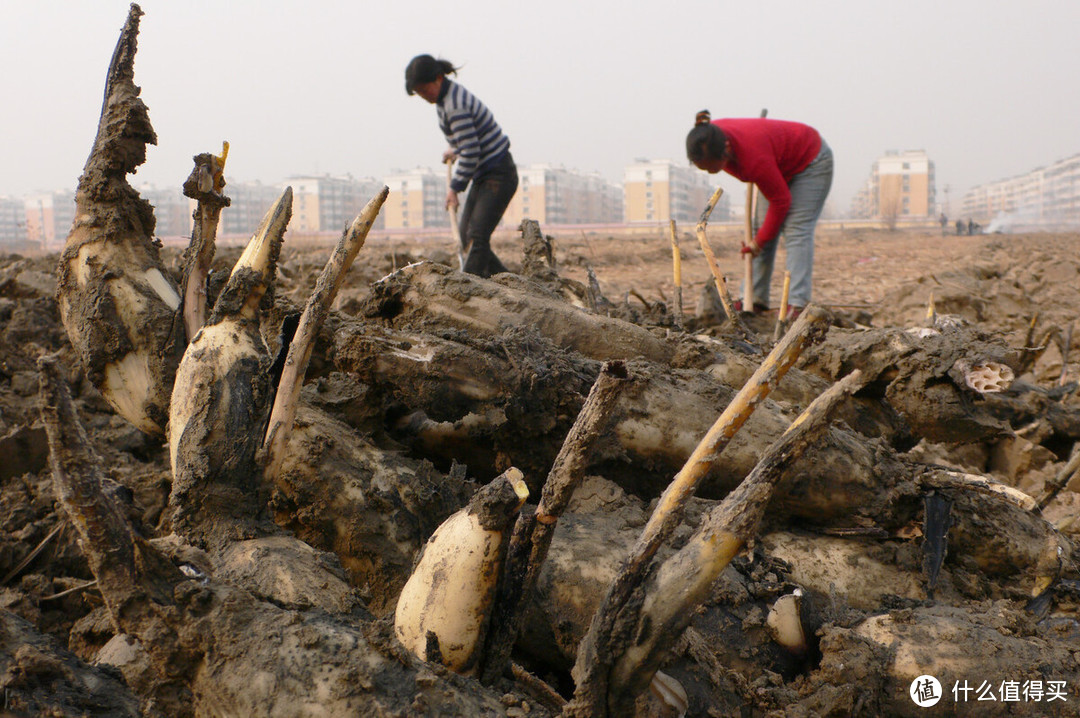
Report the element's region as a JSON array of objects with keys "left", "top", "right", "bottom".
[
  {"left": 742, "top": 191, "right": 755, "bottom": 312},
  {"left": 446, "top": 159, "right": 465, "bottom": 270},
  {"left": 742, "top": 108, "right": 768, "bottom": 312}
]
